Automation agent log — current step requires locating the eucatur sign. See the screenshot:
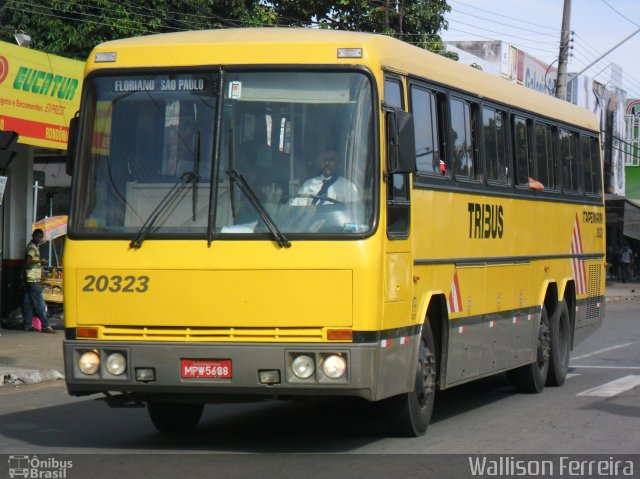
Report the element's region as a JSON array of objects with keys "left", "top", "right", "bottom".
[{"left": 0, "top": 41, "right": 84, "bottom": 150}]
